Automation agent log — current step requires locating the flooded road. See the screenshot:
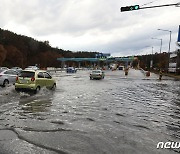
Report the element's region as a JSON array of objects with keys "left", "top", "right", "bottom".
[{"left": 0, "top": 69, "right": 180, "bottom": 154}]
